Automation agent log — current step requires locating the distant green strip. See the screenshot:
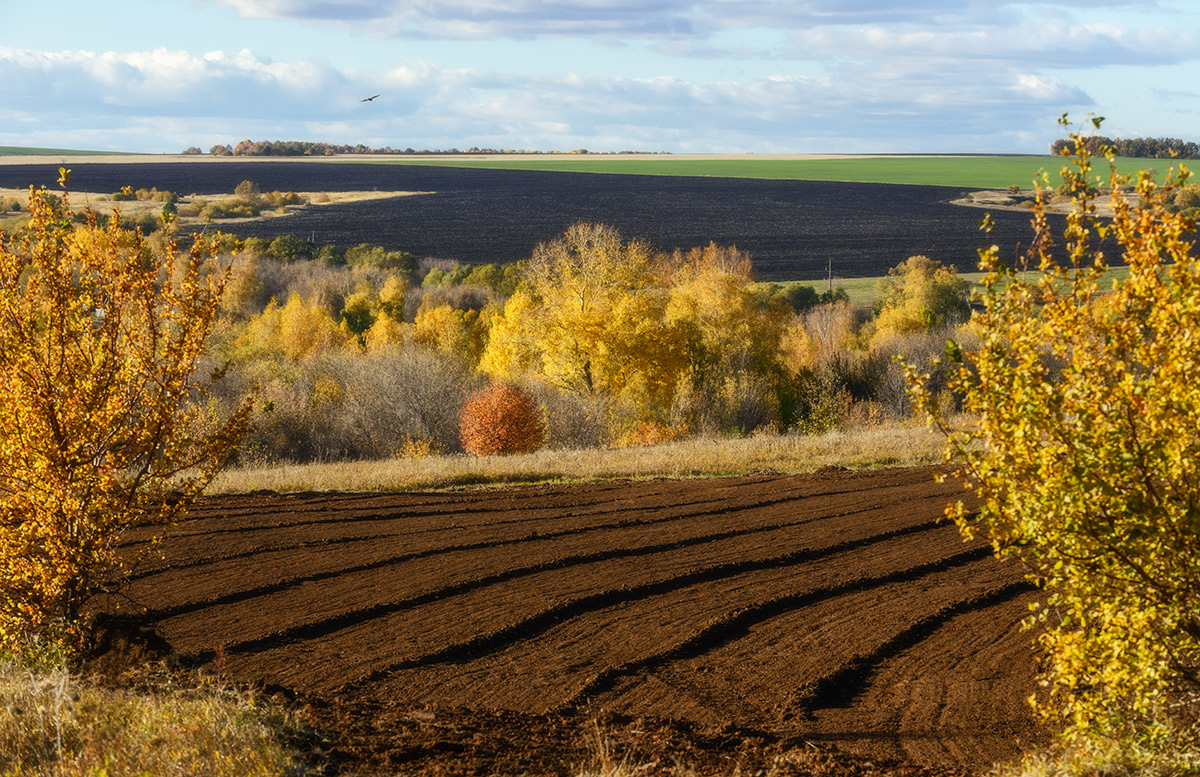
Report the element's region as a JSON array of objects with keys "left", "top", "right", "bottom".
[
  {"left": 358, "top": 155, "right": 1169, "bottom": 190},
  {"left": 0, "top": 146, "right": 133, "bottom": 156},
  {"left": 762, "top": 267, "right": 1134, "bottom": 306}
]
